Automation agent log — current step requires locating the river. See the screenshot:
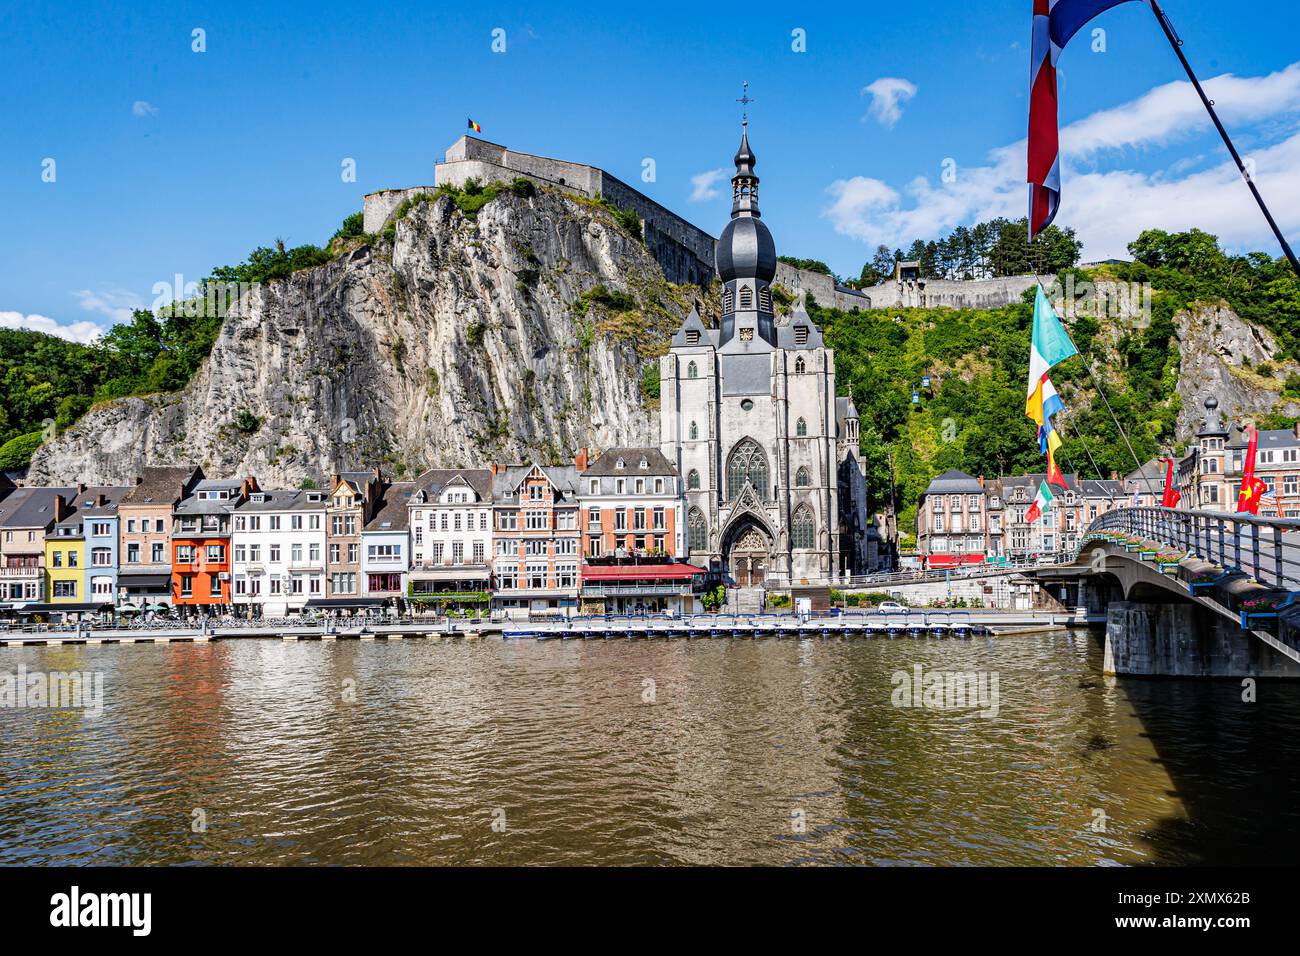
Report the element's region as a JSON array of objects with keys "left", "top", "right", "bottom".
[{"left": 2, "top": 630, "right": 1298, "bottom": 865}]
